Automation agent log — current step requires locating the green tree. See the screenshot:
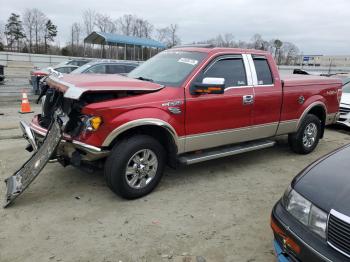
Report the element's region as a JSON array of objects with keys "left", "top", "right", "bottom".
[
  {"left": 44, "top": 19, "right": 57, "bottom": 53},
  {"left": 5, "top": 13, "right": 26, "bottom": 51}
]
